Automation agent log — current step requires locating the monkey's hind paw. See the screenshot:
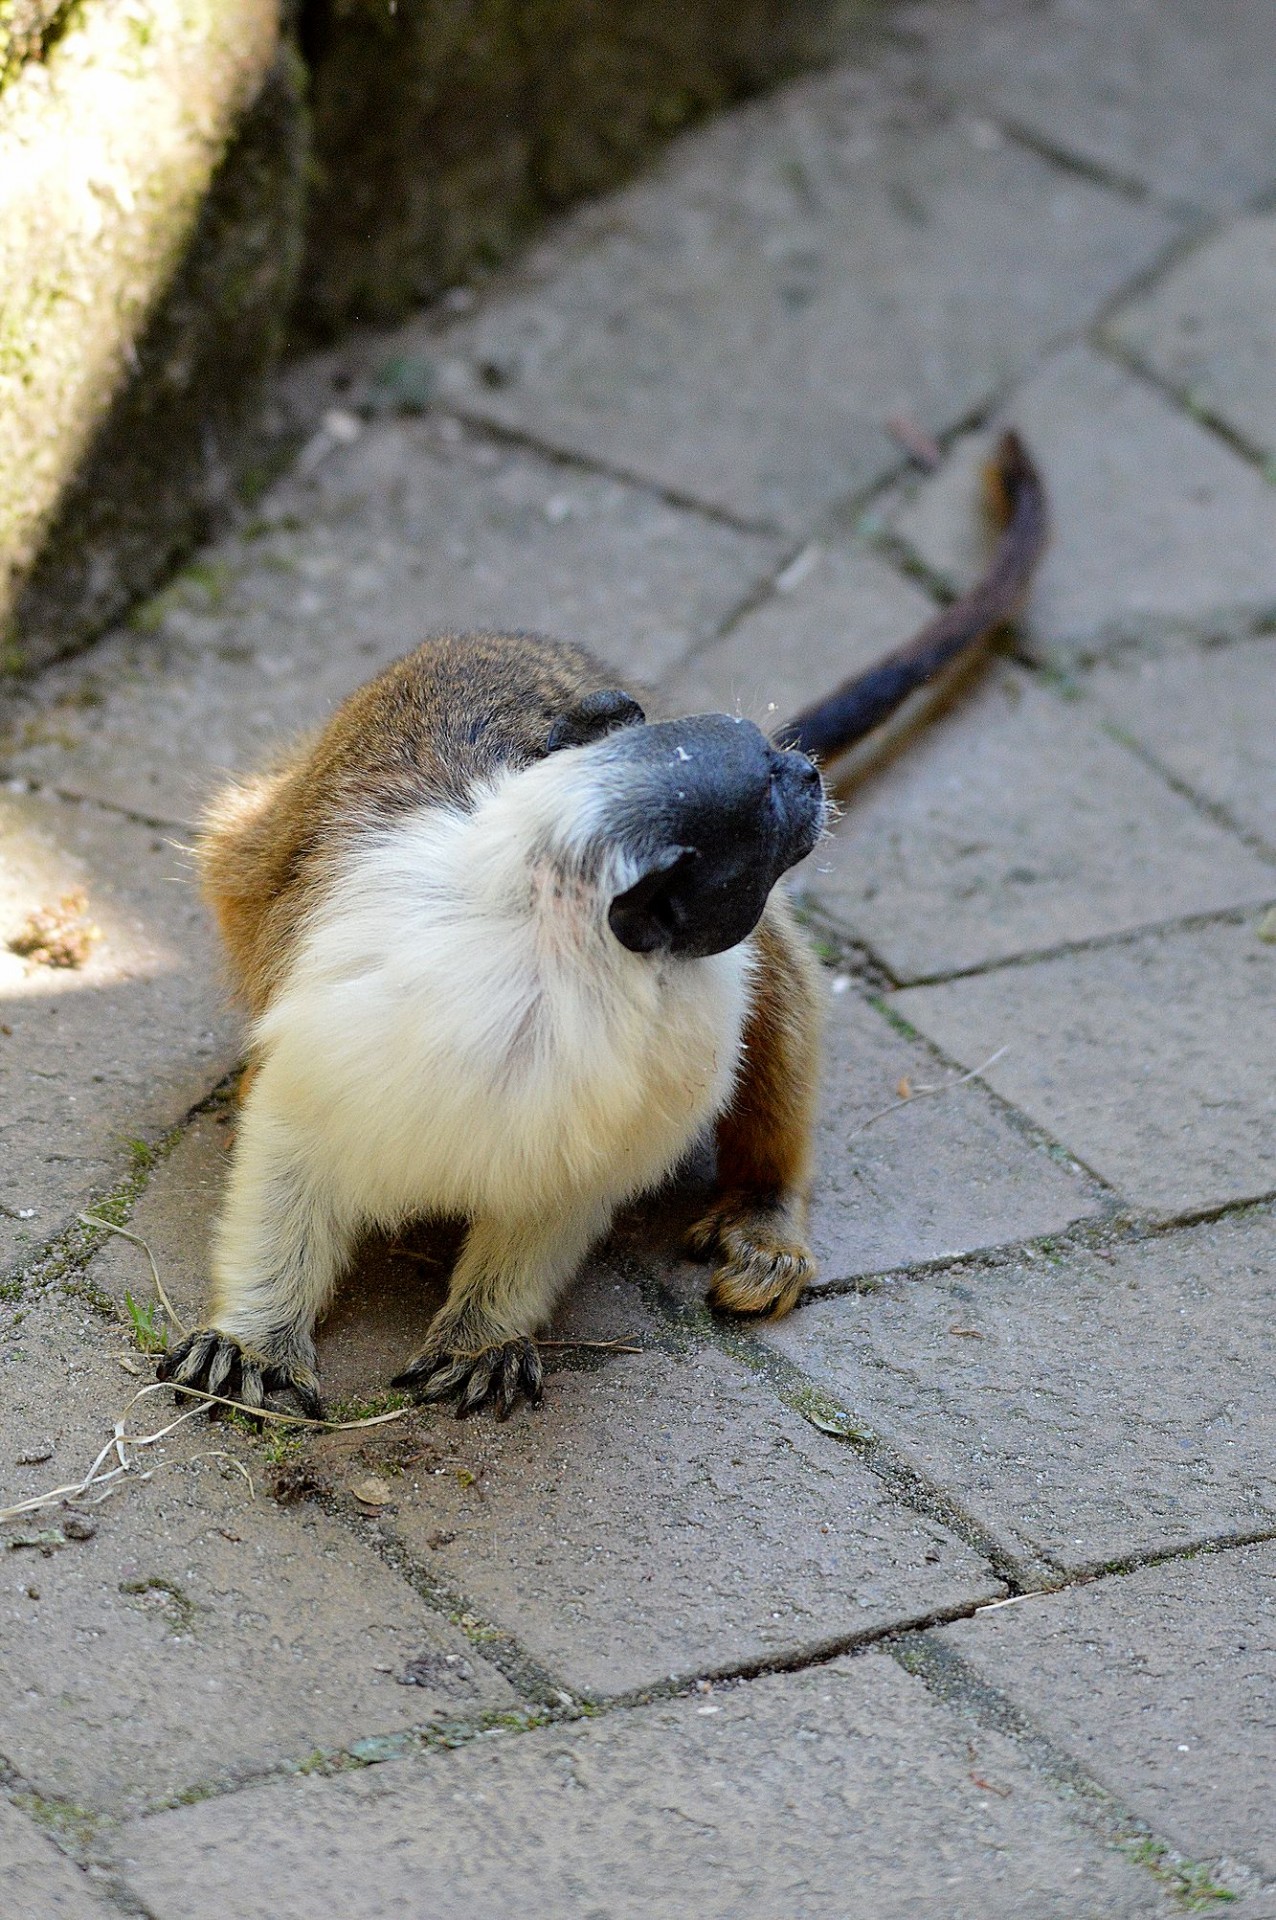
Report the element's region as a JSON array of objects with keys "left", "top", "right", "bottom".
[
  {"left": 157, "top": 1328, "right": 324, "bottom": 1421},
  {"left": 689, "top": 1204, "right": 813, "bottom": 1319},
  {"left": 392, "top": 1336, "right": 544, "bottom": 1421}
]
